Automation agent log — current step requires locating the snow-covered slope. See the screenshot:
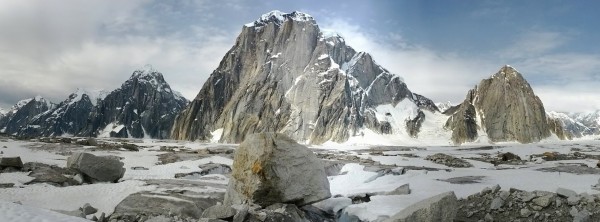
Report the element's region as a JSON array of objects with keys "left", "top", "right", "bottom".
[{"left": 548, "top": 111, "right": 600, "bottom": 138}]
